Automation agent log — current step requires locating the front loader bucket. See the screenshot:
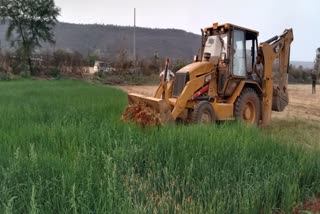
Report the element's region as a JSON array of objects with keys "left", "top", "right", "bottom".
[{"left": 125, "top": 93, "right": 174, "bottom": 125}]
